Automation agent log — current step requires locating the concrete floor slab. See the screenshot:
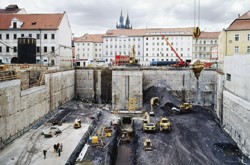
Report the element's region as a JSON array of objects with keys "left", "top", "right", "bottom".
[{"left": 0, "top": 123, "right": 90, "bottom": 165}]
